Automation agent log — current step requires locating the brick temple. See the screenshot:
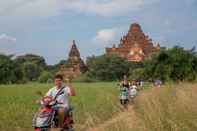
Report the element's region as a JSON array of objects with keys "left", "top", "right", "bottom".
[
  {"left": 59, "top": 40, "right": 87, "bottom": 81},
  {"left": 105, "top": 23, "right": 160, "bottom": 62}
]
